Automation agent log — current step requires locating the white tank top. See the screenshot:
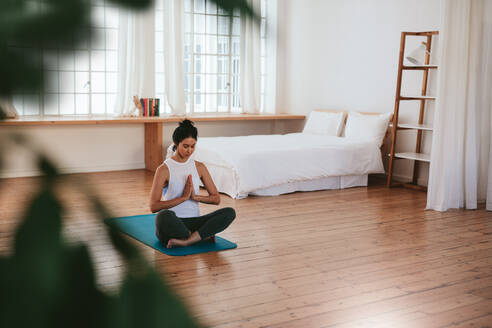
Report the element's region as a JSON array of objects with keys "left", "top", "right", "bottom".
[{"left": 163, "top": 157, "right": 200, "bottom": 218}]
